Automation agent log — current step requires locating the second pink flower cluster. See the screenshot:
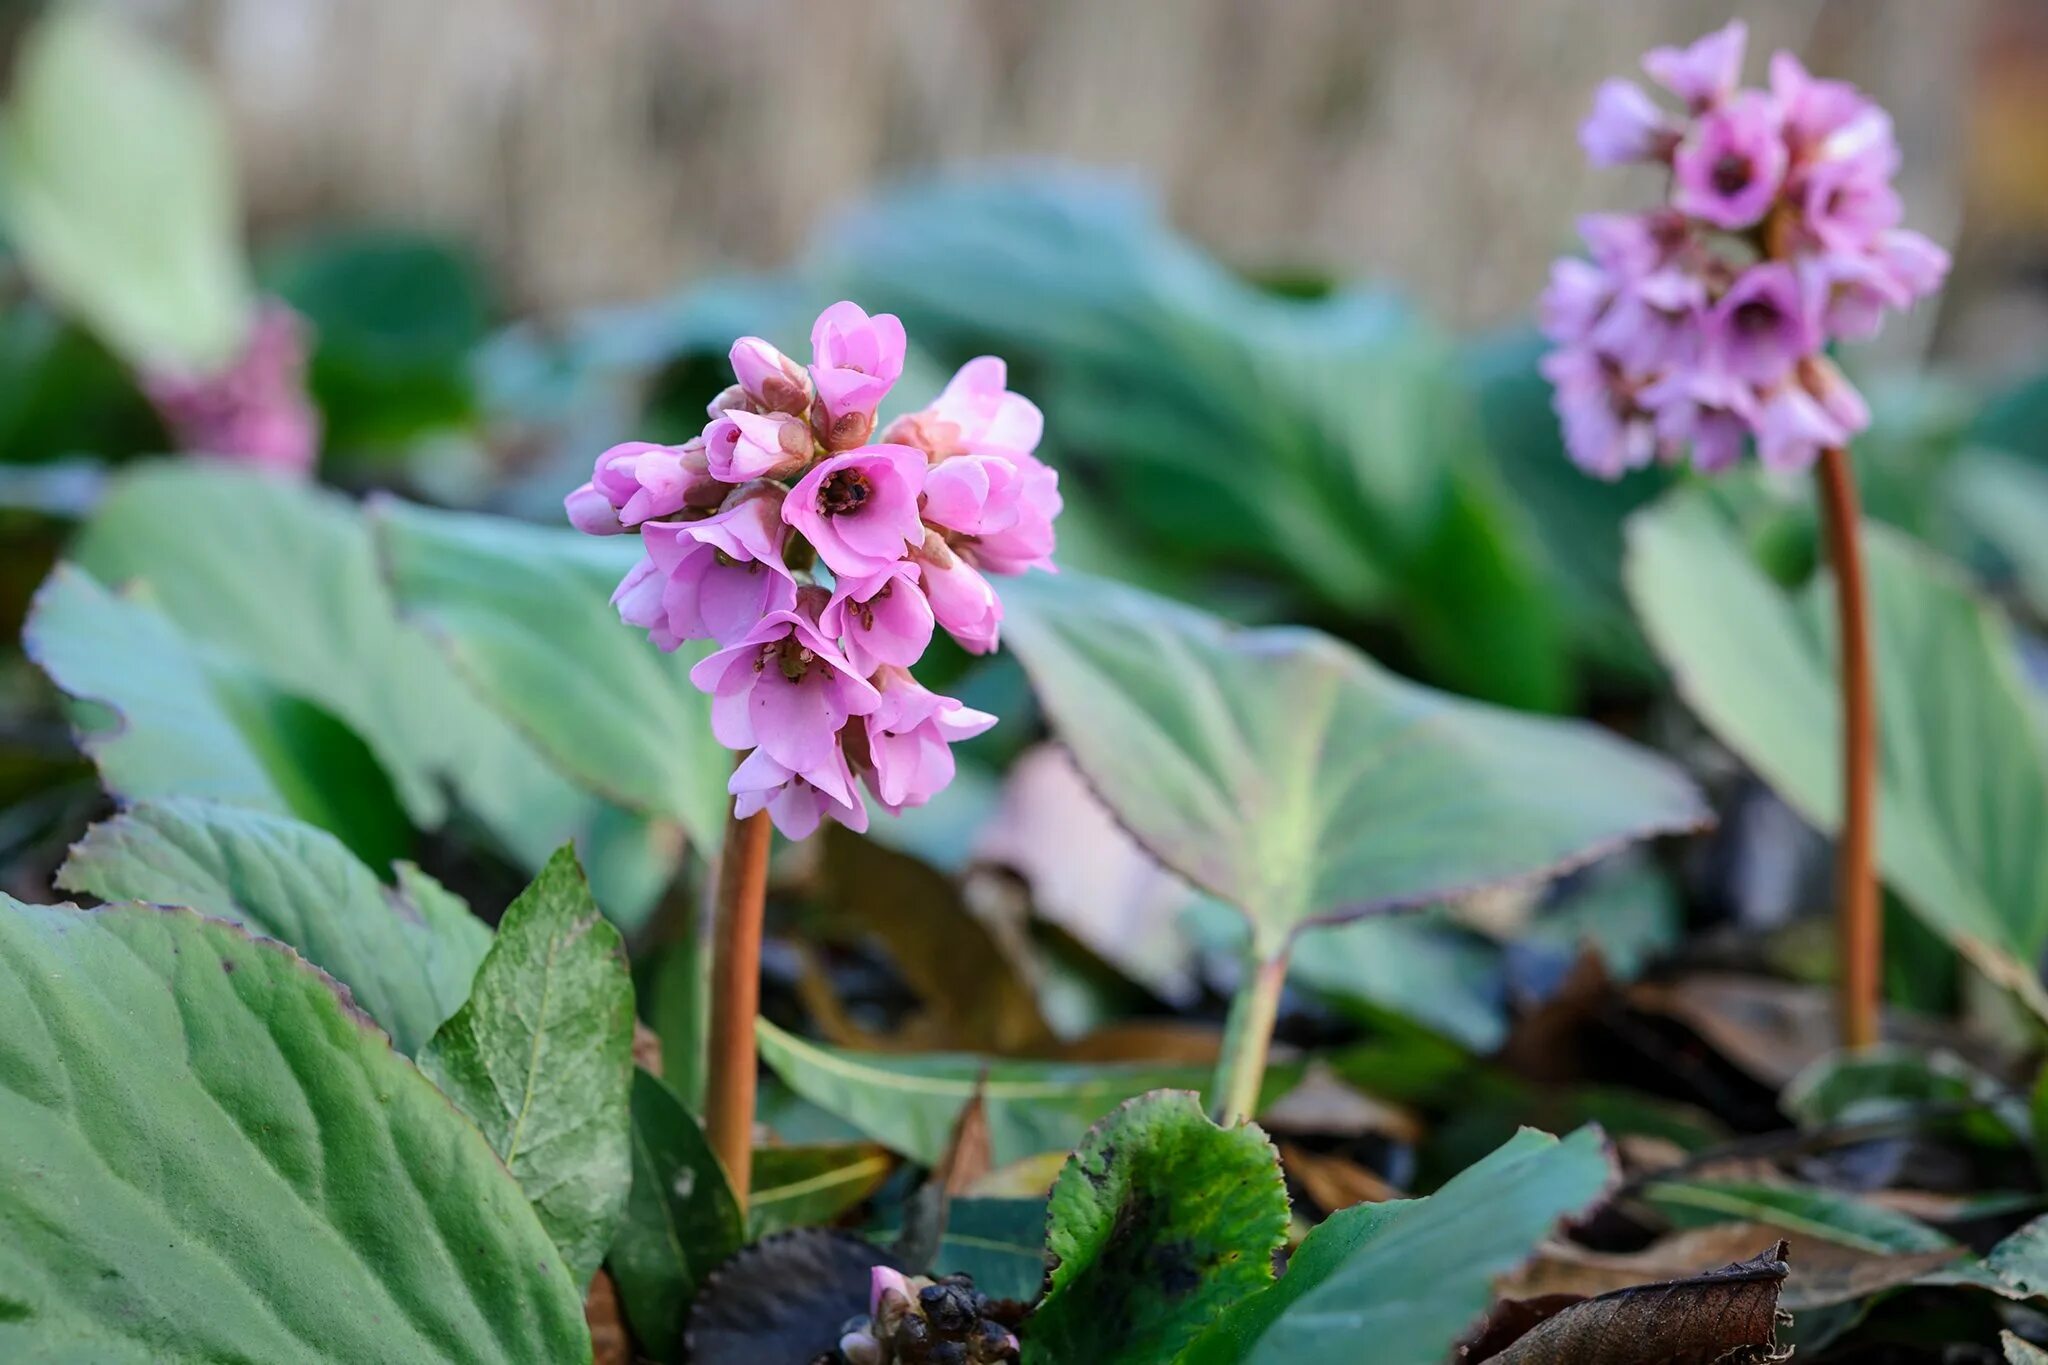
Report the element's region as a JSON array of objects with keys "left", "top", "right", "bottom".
[
  {"left": 566, "top": 302, "right": 1060, "bottom": 839},
  {"left": 1541, "top": 21, "right": 1948, "bottom": 480}
]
